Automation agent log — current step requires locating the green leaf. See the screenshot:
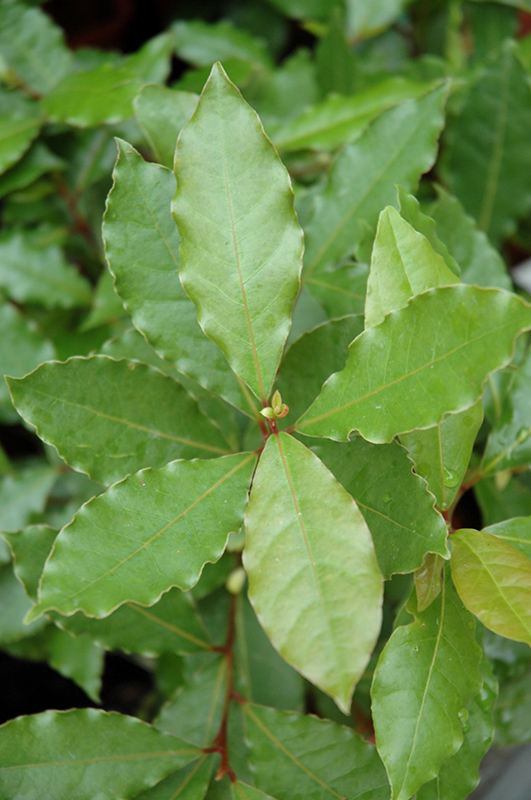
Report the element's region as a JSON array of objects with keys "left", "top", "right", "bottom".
[
  {"left": 315, "top": 9, "right": 358, "bottom": 96},
  {"left": 135, "top": 755, "right": 213, "bottom": 800},
  {"left": 172, "top": 20, "right": 272, "bottom": 68},
  {"left": 483, "top": 516, "right": 531, "bottom": 559},
  {"left": 416, "top": 648, "right": 497, "bottom": 800},
  {"left": 8, "top": 356, "right": 232, "bottom": 485},
  {"left": 297, "top": 286, "right": 531, "bottom": 443},
  {"left": 133, "top": 85, "right": 199, "bottom": 168},
  {"left": 243, "top": 433, "right": 382, "bottom": 712},
  {"left": 364, "top": 205, "right": 458, "bottom": 329},
  {"left": 395, "top": 187, "right": 460, "bottom": 277},
  {"left": 0, "top": 462, "right": 57, "bottom": 532},
  {"left": 0, "top": 232, "right": 92, "bottom": 308},
  {"left": 275, "top": 315, "right": 364, "bottom": 423},
  {"left": 123, "top": 32, "right": 173, "bottom": 83},
  {"left": 38, "top": 625, "right": 104, "bottom": 703},
  {"left": 345, "top": 0, "right": 409, "bottom": 39},
  {"left": 79, "top": 268, "right": 126, "bottom": 332},
  {"left": 0, "top": 563, "right": 48, "bottom": 645},
  {"left": 0, "top": 141, "right": 64, "bottom": 198},
  {"left": 414, "top": 553, "right": 445, "bottom": 613},
  {"left": 273, "top": 77, "right": 436, "bottom": 151},
  {"left": 429, "top": 186, "right": 512, "bottom": 291},
  {"left": 43, "top": 64, "right": 142, "bottom": 127},
  {"left": 401, "top": 401, "right": 484, "bottom": 510},
  {"left": 494, "top": 661, "right": 531, "bottom": 745},
  {"left": 371, "top": 572, "right": 483, "bottom": 800},
  {"left": 439, "top": 40, "right": 531, "bottom": 243},
  {"left": 482, "top": 345, "right": 531, "bottom": 474},
  {"left": 32, "top": 451, "right": 256, "bottom": 619},
  {"left": 232, "top": 782, "right": 278, "bottom": 800},
  {"left": 4, "top": 524, "right": 212, "bottom": 656},
  {"left": 451, "top": 528, "right": 531, "bottom": 645},
  {"left": 172, "top": 63, "right": 303, "bottom": 401},
  {"left": 305, "top": 263, "right": 369, "bottom": 318},
  {"left": 103, "top": 140, "right": 249, "bottom": 413},
  {"left": 303, "top": 83, "right": 447, "bottom": 276},
  {"left": 0, "top": 89, "right": 43, "bottom": 175},
  {"left": 0, "top": 1, "right": 72, "bottom": 94},
  {"left": 312, "top": 437, "right": 449, "bottom": 579},
  {"left": 0, "top": 708, "right": 200, "bottom": 800},
  {"left": 243, "top": 703, "right": 389, "bottom": 800}
]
